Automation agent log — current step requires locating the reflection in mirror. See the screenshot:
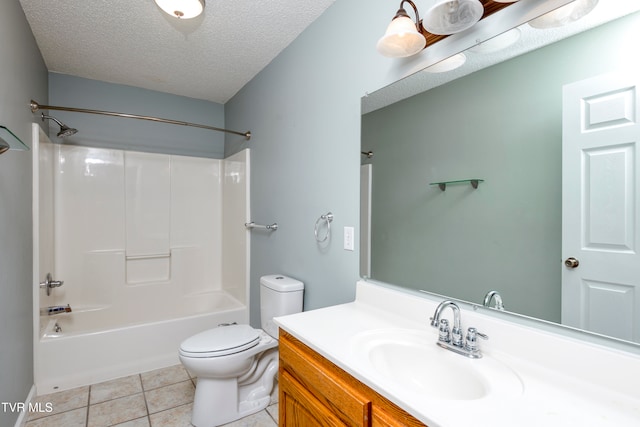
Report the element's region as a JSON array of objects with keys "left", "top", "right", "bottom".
[
  {"left": 361, "top": 2, "right": 640, "bottom": 346},
  {"left": 363, "top": 1, "right": 639, "bottom": 114}
]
